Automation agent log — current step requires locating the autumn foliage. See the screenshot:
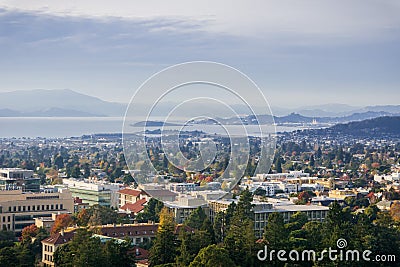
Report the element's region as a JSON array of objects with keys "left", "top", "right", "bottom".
[{"left": 51, "top": 214, "right": 73, "bottom": 235}]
